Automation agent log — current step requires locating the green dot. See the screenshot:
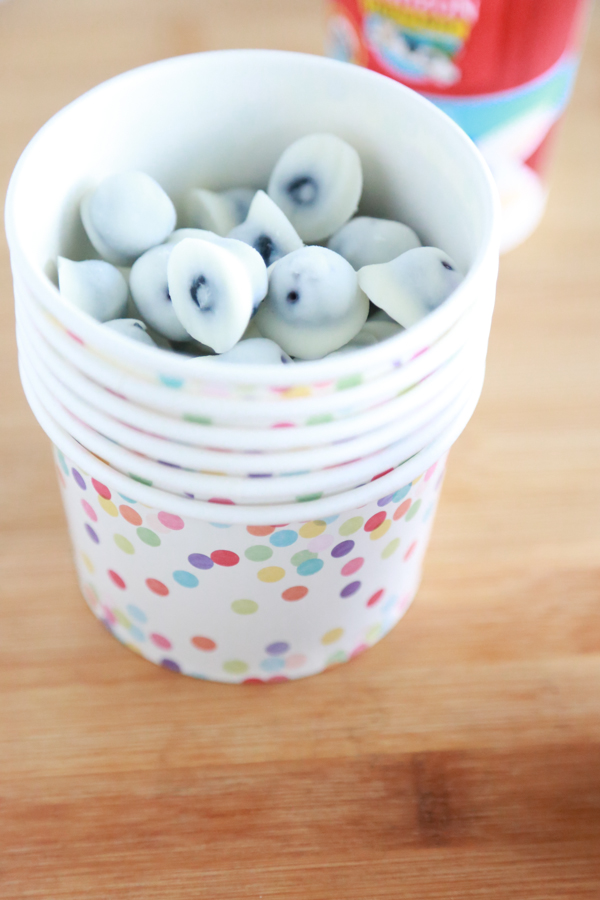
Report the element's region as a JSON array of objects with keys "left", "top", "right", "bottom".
[
  {"left": 114, "top": 534, "right": 135, "bottom": 555},
  {"left": 339, "top": 516, "right": 363, "bottom": 536},
  {"left": 231, "top": 599, "right": 258, "bottom": 615},
  {"left": 129, "top": 473, "right": 153, "bottom": 486},
  {"left": 382, "top": 537, "right": 400, "bottom": 559},
  {"left": 291, "top": 549, "right": 318, "bottom": 567},
  {"left": 245, "top": 545, "right": 273, "bottom": 562},
  {"left": 223, "top": 660, "right": 249, "bottom": 675},
  {"left": 326, "top": 650, "right": 347, "bottom": 666},
  {"left": 136, "top": 527, "right": 161, "bottom": 547},
  {"left": 296, "top": 492, "right": 323, "bottom": 503},
  {"left": 307, "top": 414, "right": 334, "bottom": 425},
  {"left": 183, "top": 413, "right": 212, "bottom": 425},
  {"left": 336, "top": 373, "right": 362, "bottom": 390},
  {"left": 405, "top": 499, "right": 422, "bottom": 521}
]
